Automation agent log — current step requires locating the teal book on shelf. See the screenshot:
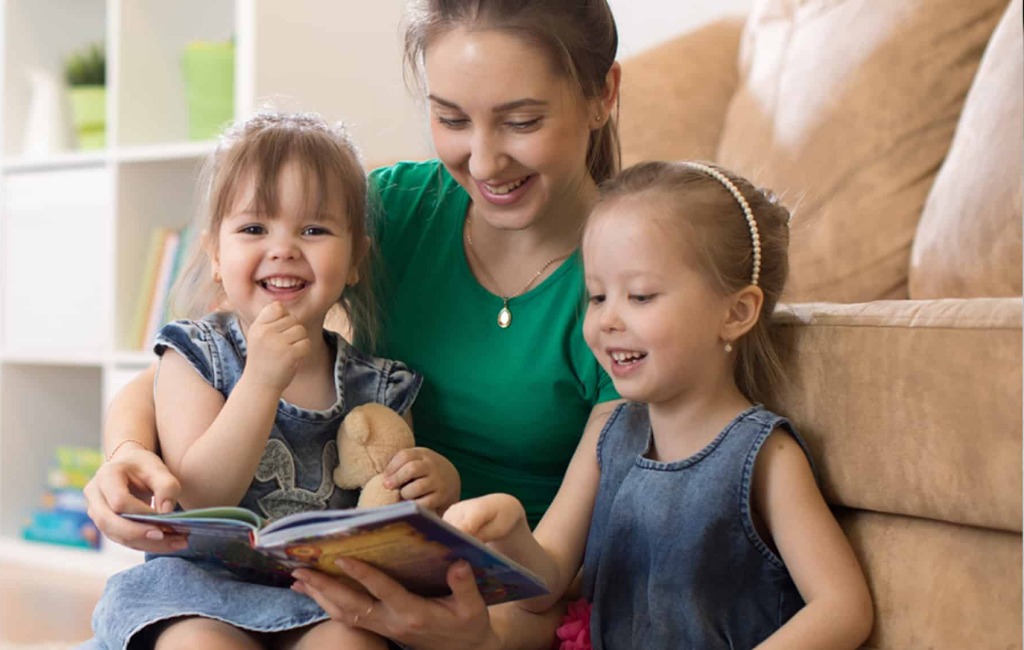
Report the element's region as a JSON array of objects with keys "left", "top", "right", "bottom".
[{"left": 21, "top": 446, "right": 103, "bottom": 549}]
